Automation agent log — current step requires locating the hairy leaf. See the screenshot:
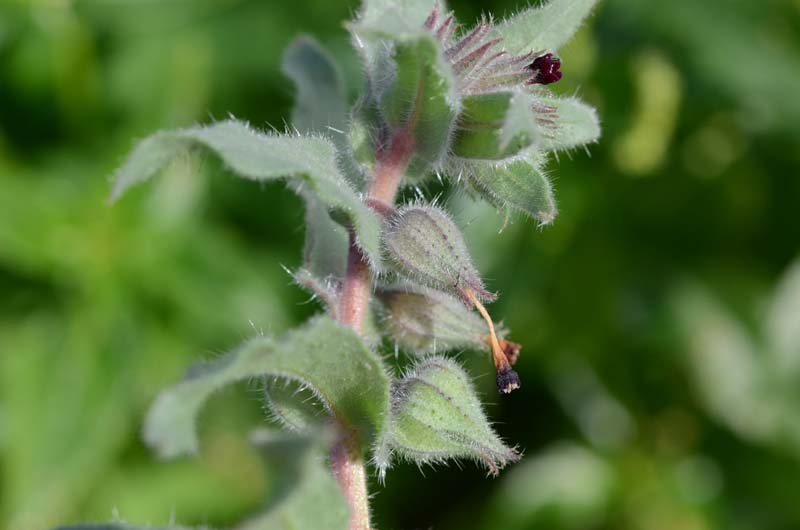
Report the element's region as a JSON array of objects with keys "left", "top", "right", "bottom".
[
  {"left": 300, "top": 191, "right": 349, "bottom": 281},
  {"left": 465, "top": 153, "right": 558, "bottom": 225},
  {"left": 291, "top": 268, "right": 341, "bottom": 319},
  {"left": 281, "top": 38, "right": 363, "bottom": 279},
  {"left": 539, "top": 96, "right": 601, "bottom": 152},
  {"left": 235, "top": 432, "right": 348, "bottom": 530},
  {"left": 495, "top": 0, "right": 599, "bottom": 53},
  {"left": 236, "top": 460, "right": 346, "bottom": 530},
  {"left": 282, "top": 35, "right": 348, "bottom": 134},
  {"left": 144, "top": 315, "right": 390, "bottom": 458},
  {"left": 375, "top": 357, "right": 519, "bottom": 477},
  {"left": 452, "top": 91, "right": 538, "bottom": 160},
  {"left": 264, "top": 379, "right": 327, "bottom": 434},
  {"left": 110, "top": 120, "right": 382, "bottom": 269},
  {"left": 53, "top": 523, "right": 198, "bottom": 530},
  {"left": 358, "top": 0, "right": 442, "bottom": 34}
]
